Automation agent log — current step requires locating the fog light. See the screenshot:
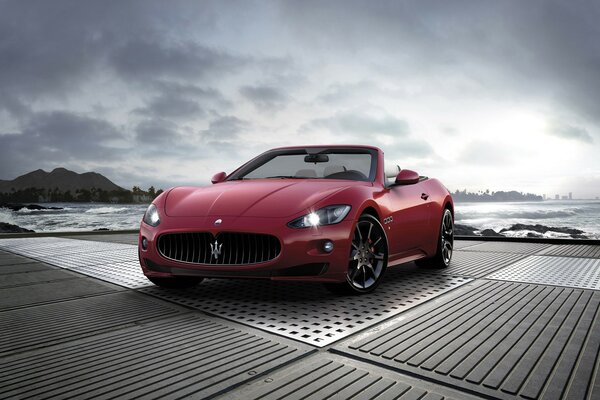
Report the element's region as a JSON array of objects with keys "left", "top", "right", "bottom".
[
  {"left": 141, "top": 237, "right": 148, "bottom": 250},
  {"left": 323, "top": 240, "right": 334, "bottom": 253}
]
